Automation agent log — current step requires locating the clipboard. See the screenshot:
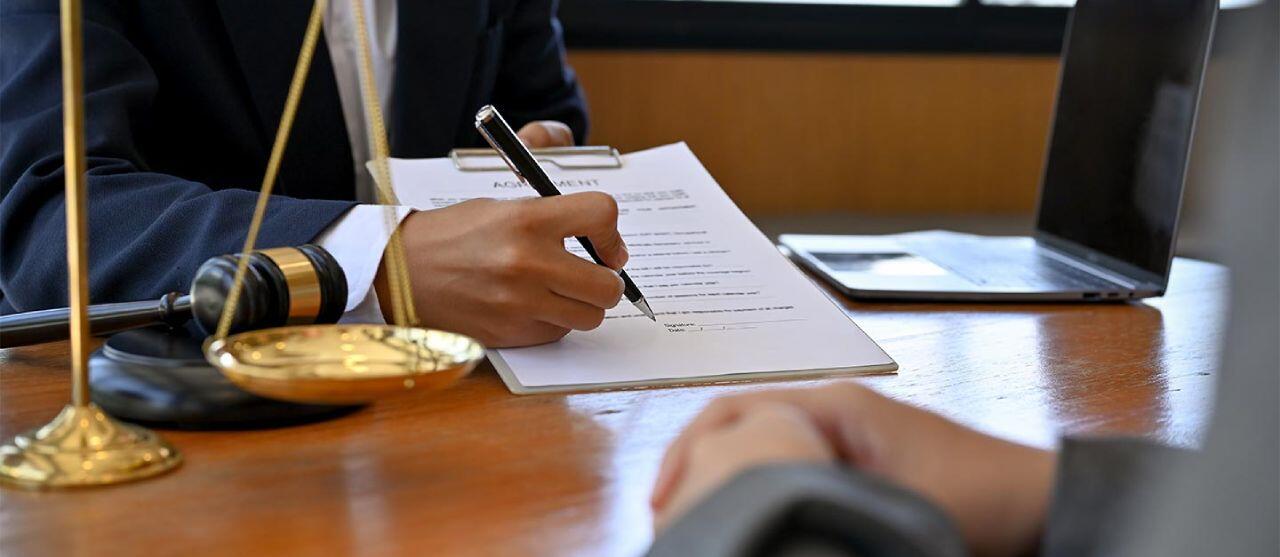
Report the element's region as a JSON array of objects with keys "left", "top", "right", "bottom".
[
  {"left": 449, "top": 146, "right": 623, "bottom": 172},
  {"left": 396, "top": 143, "right": 896, "bottom": 395}
]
